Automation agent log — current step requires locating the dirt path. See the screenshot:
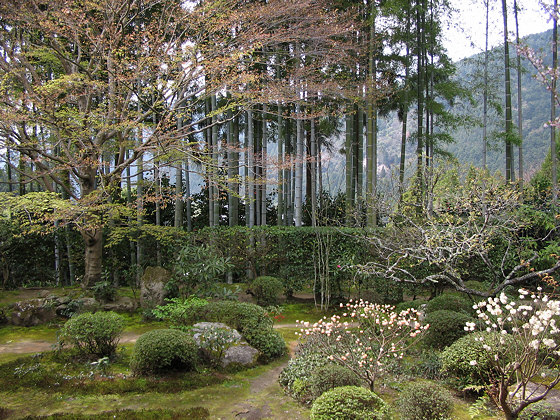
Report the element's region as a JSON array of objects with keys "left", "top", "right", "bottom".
[
  {"left": 0, "top": 326, "right": 308, "bottom": 420},
  {"left": 0, "top": 324, "right": 300, "bottom": 356}
]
